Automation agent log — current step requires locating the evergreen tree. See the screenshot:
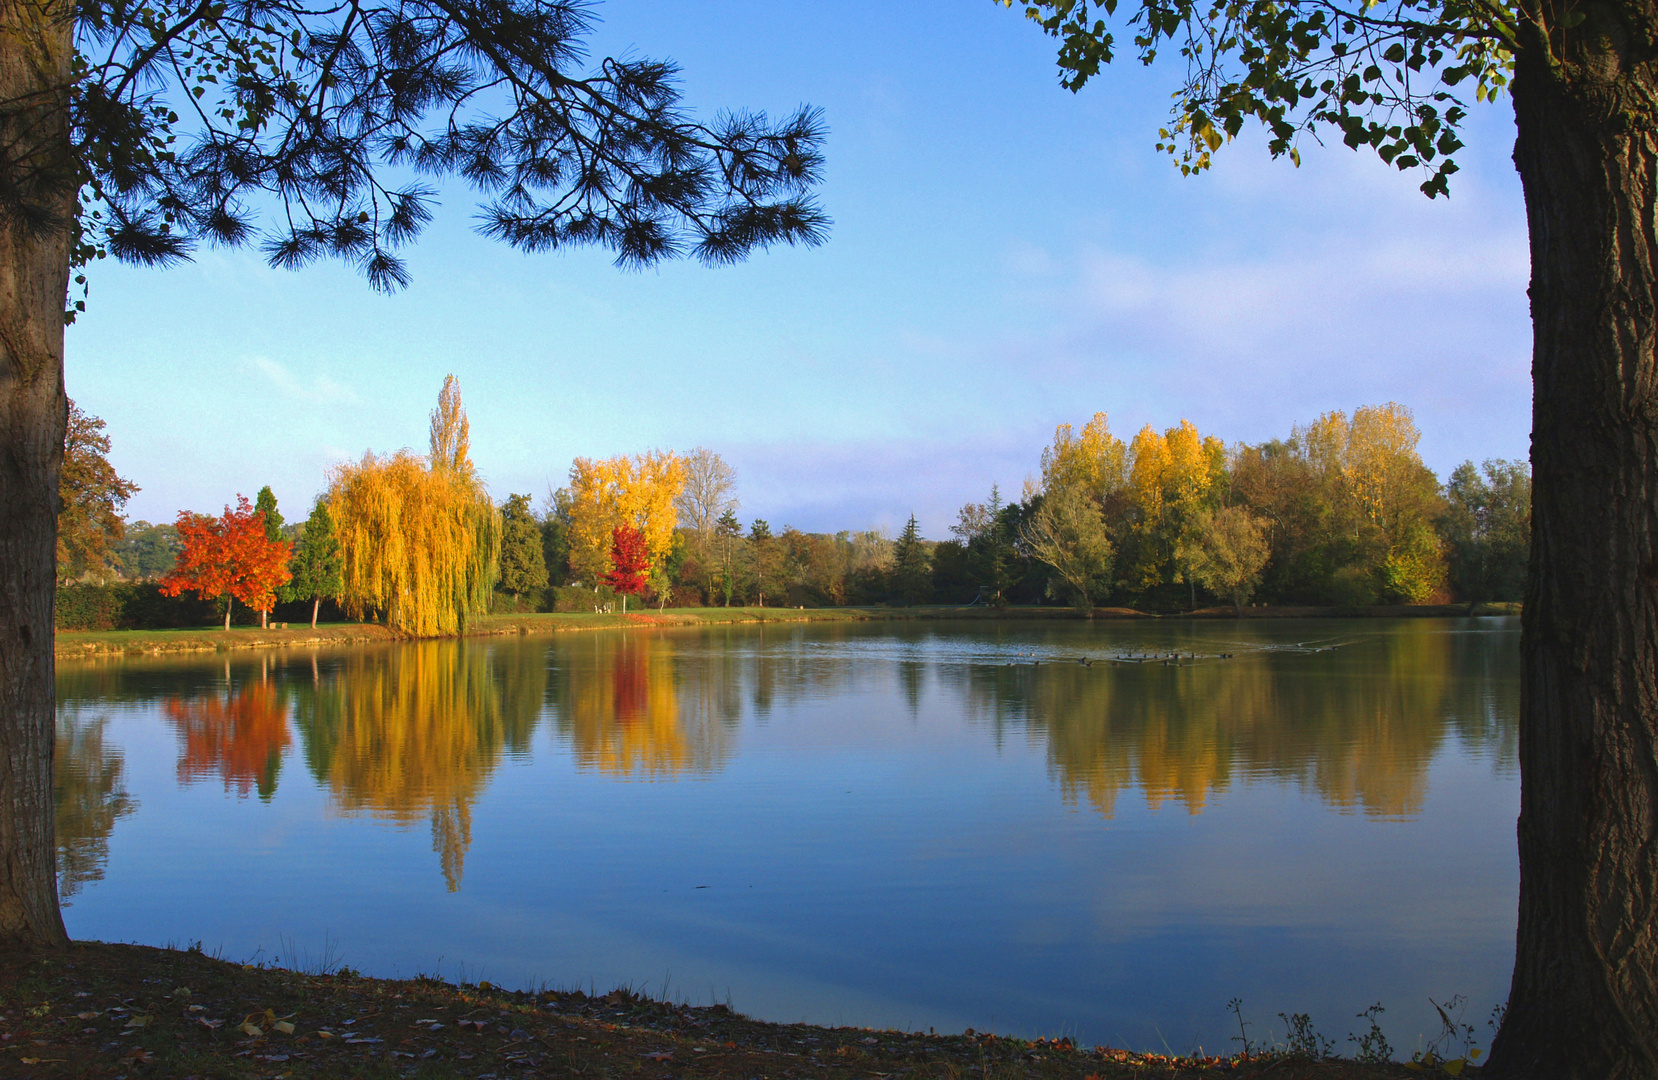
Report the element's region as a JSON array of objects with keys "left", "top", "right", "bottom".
[
  {"left": 715, "top": 510, "right": 744, "bottom": 606},
  {"left": 498, "top": 494, "right": 550, "bottom": 603},
  {"left": 891, "top": 515, "right": 932, "bottom": 606},
  {"left": 287, "top": 500, "right": 344, "bottom": 629},
  {"left": 255, "top": 487, "right": 284, "bottom": 543},
  {"left": 252, "top": 487, "right": 285, "bottom": 625}
]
